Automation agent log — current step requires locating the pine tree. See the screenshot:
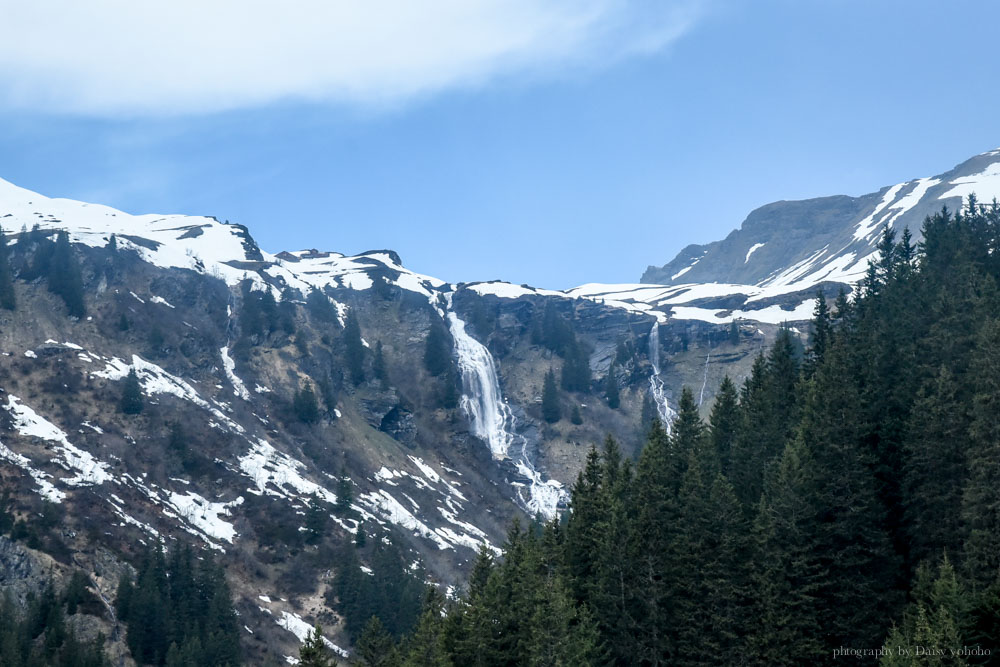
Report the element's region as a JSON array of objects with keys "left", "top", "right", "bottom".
[
  {"left": 401, "top": 588, "right": 451, "bottom": 667},
  {"left": 424, "top": 319, "right": 452, "bottom": 377},
  {"left": 879, "top": 555, "right": 969, "bottom": 666},
  {"left": 299, "top": 625, "right": 337, "bottom": 667},
  {"left": 570, "top": 405, "right": 583, "bottom": 425},
  {"left": 560, "top": 339, "right": 591, "bottom": 392},
  {"left": 344, "top": 309, "right": 366, "bottom": 385},
  {"left": 807, "top": 291, "right": 832, "bottom": 372},
  {"left": 374, "top": 341, "right": 388, "bottom": 384},
  {"left": 962, "top": 318, "right": 1000, "bottom": 588},
  {"left": 306, "top": 288, "right": 338, "bottom": 324},
  {"left": 356, "top": 616, "right": 398, "bottom": 667},
  {"left": 708, "top": 375, "right": 739, "bottom": 474},
  {"left": 604, "top": 364, "right": 620, "bottom": 409},
  {"left": 120, "top": 368, "right": 144, "bottom": 415},
  {"left": 746, "top": 441, "right": 824, "bottom": 665},
  {"left": 797, "top": 339, "right": 898, "bottom": 650},
  {"left": 902, "top": 366, "right": 969, "bottom": 566},
  {"left": 48, "top": 230, "right": 86, "bottom": 317},
  {"left": 294, "top": 382, "right": 321, "bottom": 424},
  {"left": 336, "top": 469, "right": 354, "bottom": 515},
  {"left": 0, "top": 227, "right": 15, "bottom": 310},
  {"left": 541, "top": 369, "right": 560, "bottom": 423}
]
